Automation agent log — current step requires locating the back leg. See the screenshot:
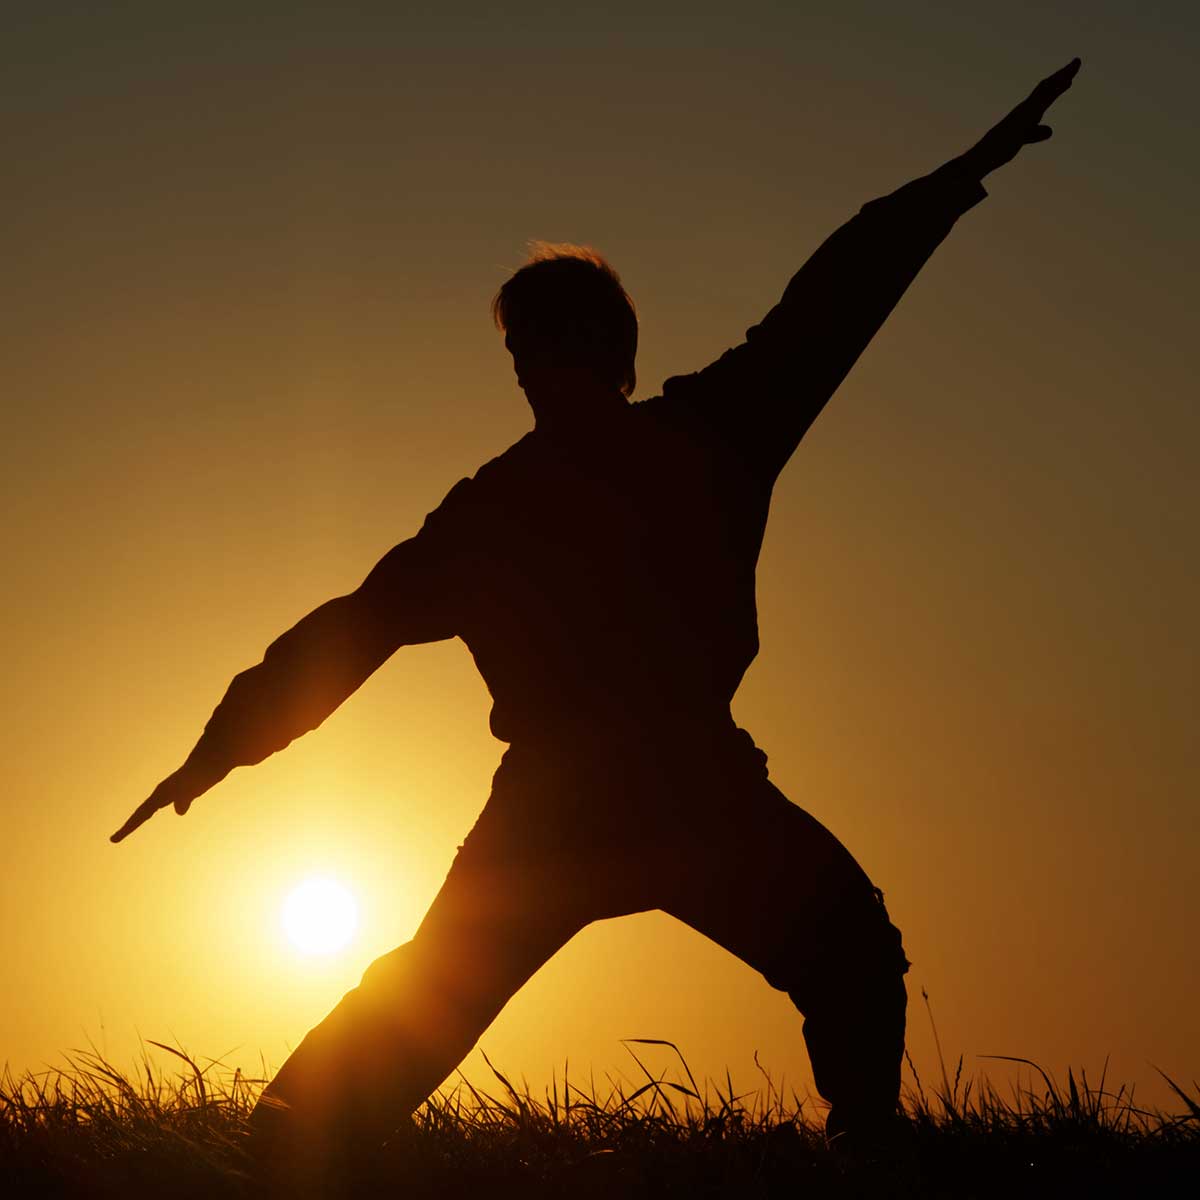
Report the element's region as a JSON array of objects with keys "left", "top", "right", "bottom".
[{"left": 655, "top": 779, "right": 909, "bottom": 1134}]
